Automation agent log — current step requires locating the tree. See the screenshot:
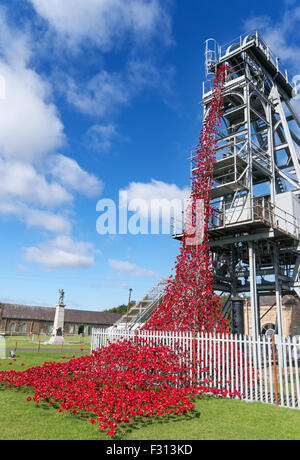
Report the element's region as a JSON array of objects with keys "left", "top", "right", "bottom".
[{"left": 105, "top": 301, "right": 136, "bottom": 315}]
